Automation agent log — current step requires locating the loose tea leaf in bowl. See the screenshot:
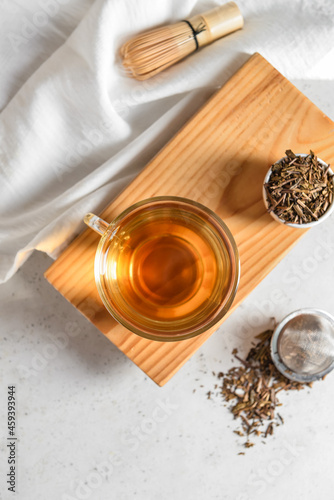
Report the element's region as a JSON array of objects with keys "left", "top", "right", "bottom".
[
  {"left": 212, "top": 329, "right": 315, "bottom": 449},
  {"left": 263, "top": 150, "right": 334, "bottom": 225}
]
